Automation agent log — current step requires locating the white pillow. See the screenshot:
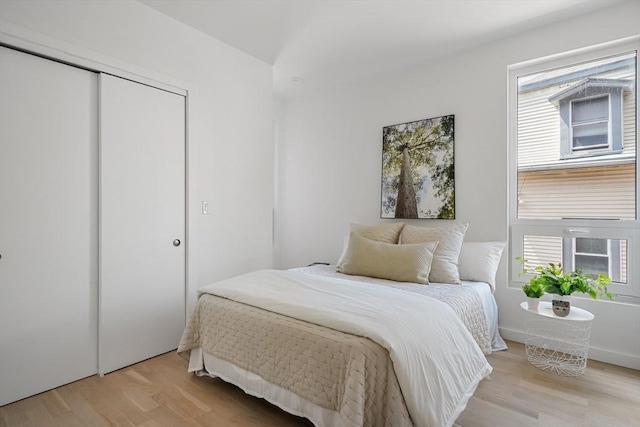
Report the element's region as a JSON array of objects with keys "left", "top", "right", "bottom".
[
  {"left": 458, "top": 241, "right": 506, "bottom": 291},
  {"left": 400, "top": 222, "right": 469, "bottom": 284},
  {"left": 338, "top": 233, "right": 438, "bottom": 284}
]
